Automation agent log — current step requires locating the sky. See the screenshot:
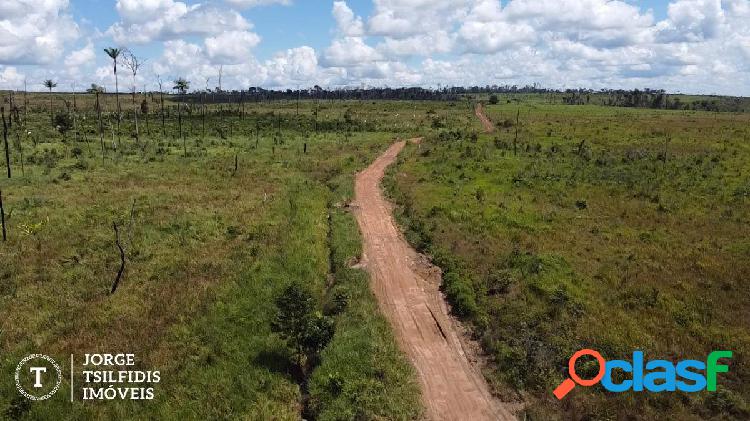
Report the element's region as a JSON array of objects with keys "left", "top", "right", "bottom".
[{"left": 1, "top": 0, "right": 749, "bottom": 95}]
